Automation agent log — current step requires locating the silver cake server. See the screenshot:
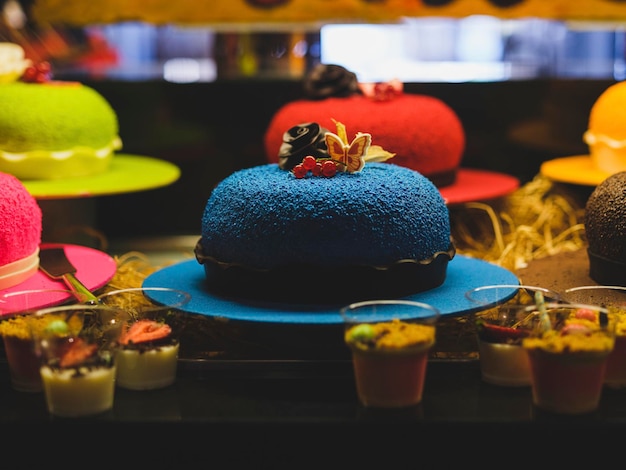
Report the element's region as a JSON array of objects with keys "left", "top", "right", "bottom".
[{"left": 39, "top": 247, "right": 99, "bottom": 304}]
